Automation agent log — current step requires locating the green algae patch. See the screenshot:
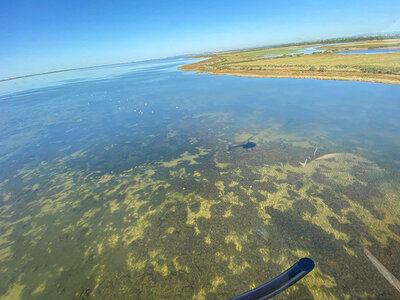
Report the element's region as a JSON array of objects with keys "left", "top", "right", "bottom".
[
  {"left": 228, "top": 181, "right": 239, "bottom": 188},
  {"left": 2, "top": 192, "right": 12, "bottom": 202},
  {"left": 2, "top": 50, "right": 400, "bottom": 300},
  {"left": 160, "top": 147, "right": 210, "bottom": 168},
  {"left": 215, "top": 180, "right": 225, "bottom": 193},
  {"left": 214, "top": 154, "right": 230, "bottom": 169},
  {"left": 211, "top": 276, "right": 226, "bottom": 292},
  {"left": 186, "top": 195, "right": 218, "bottom": 234},
  {"left": 0, "top": 282, "right": 25, "bottom": 300},
  {"left": 258, "top": 248, "right": 270, "bottom": 262},
  {"left": 189, "top": 137, "right": 199, "bottom": 144},
  {"left": 31, "top": 281, "right": 46, "bottom": 295},
  {"left": 0, "top": 246, "right": 13, "bottom": 262},
  {"left": 1, "top": 123, "right": 399, "bottom": 300},
  {"left": 225, "top": 232, "right": 248, "bottom": 252},
  {"left": 167, "top": 129, "right": 179, "bottom": 138},
  {"left": 180, "top": 38, "right": 400, "bottom": 85},
  {"left": 0, "top": 228, "right": 13, "bottom": 247},
  {"left": 223, "top": 208, "right": 232, "bottom": 218},
  {"left": 228, "top": 256, "right": 251, "bottom": 275}
]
